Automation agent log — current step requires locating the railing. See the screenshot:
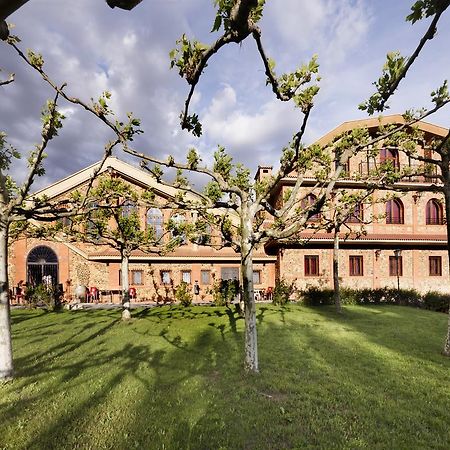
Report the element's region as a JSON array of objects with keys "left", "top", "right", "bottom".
[
  {"left": 426, "top": 217, "right": 446, "bottom": 225},
  {"left": 358, "top": 161, "right": 441, "bottom": 183}
]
